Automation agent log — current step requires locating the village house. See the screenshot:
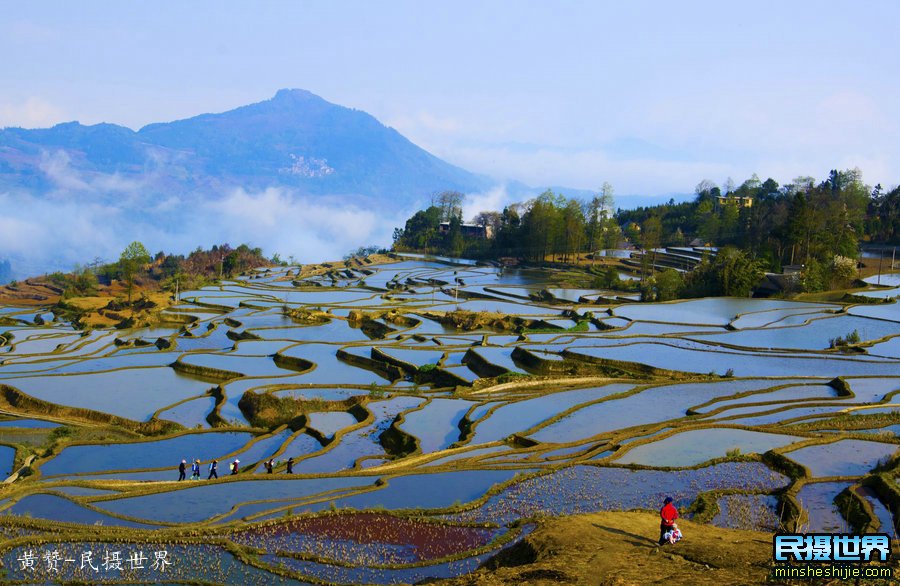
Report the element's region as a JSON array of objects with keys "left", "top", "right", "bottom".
[
  {"left": 437, "top": 222, "right": 494, "bottom": 239},
  {"left": 715, "top": 194, "right": 754, "bottom": 209}
]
